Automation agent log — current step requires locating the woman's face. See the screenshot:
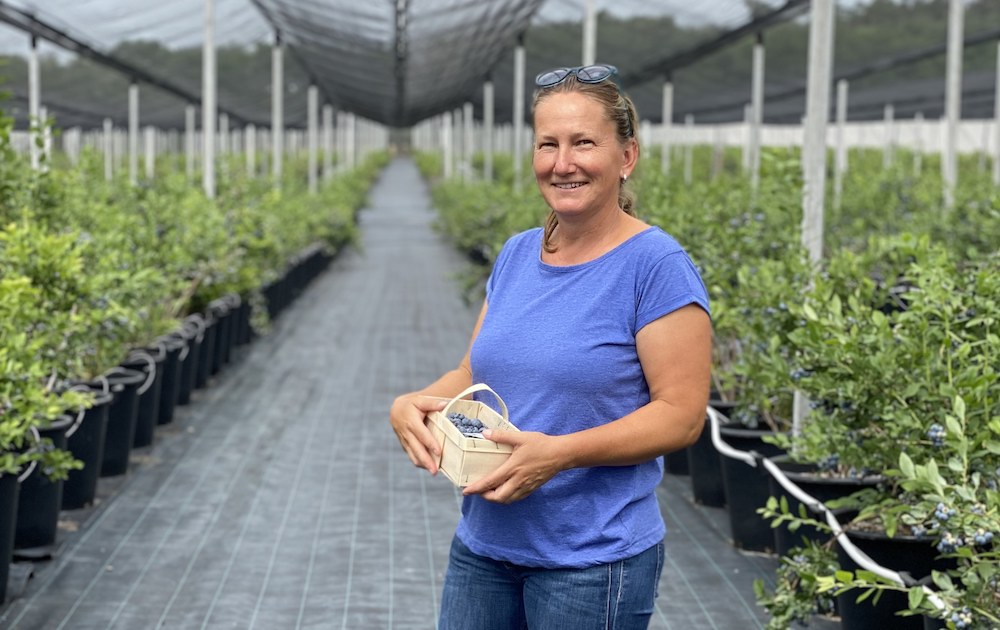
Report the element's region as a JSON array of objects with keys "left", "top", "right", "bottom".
[{"left": 532, "top": 91, "right": 635, "bottom": 220}]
